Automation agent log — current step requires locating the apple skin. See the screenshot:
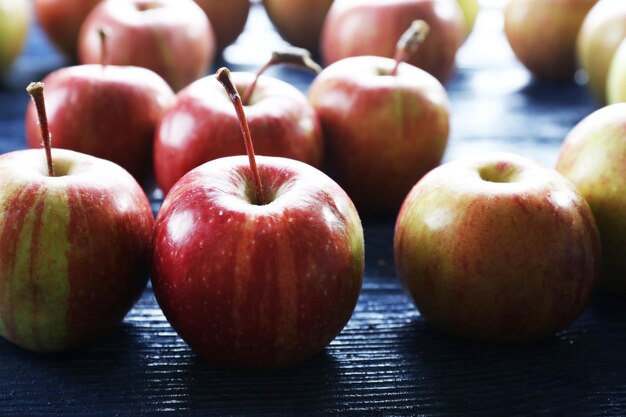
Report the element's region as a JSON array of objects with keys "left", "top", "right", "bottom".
[
  {"left": 34, "top": 0, "right": 101, "bottom": 60},
  {"left": 320, "top": 0, "right": 465, "bottom": 83},
  {"left": 24, "top": 65, "right": 175, "bottom": 183},
  {"left": 577, "top": 0, "right": 626, "bottom": 103},
  {"left": 308, "top": 56, "right": 449, "bottom": 215},
  {"left": 556, "top": 104, "right": 626, "bottom": 296},
  {"left": 263, "top": 0, "right": 334, "bottom": 54},
  {"left": 154, "top": 71, "right": 324, "bottom": 195},
  {"left": 152, "top": 155, "right": 364, "bottom": 368},
  {"left": 0, "top": 148, "right": 154, "bottom": 352},
  {"left": 0, "top": 0, "right": 31, "bottom": 72},
  {"left": 194, "top": 0, "right": 250, "bottom": 52},
  {"left": 606, "top": 39, "right": 626, "bottom": 104},
  {"left": 78, "top": 0, "right": 216, "bottom": 91},
  {"left": 394, "top": 152, "right": 600, "bottom": 342},
  {"left": 504, "top": 0, "right": 598, "bottom": 81},
  {"left": 457, "top": 0, "right": 479, "bottom": 39}
]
